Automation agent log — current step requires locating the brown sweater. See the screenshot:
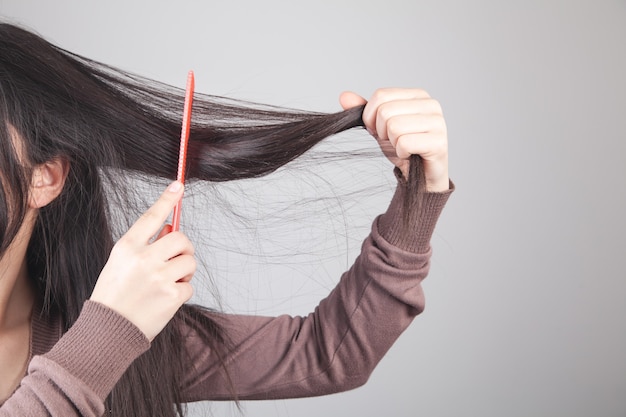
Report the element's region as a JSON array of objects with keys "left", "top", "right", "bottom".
[{"left": 1, "top": 181, "right": 452, "bottom": 415}]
